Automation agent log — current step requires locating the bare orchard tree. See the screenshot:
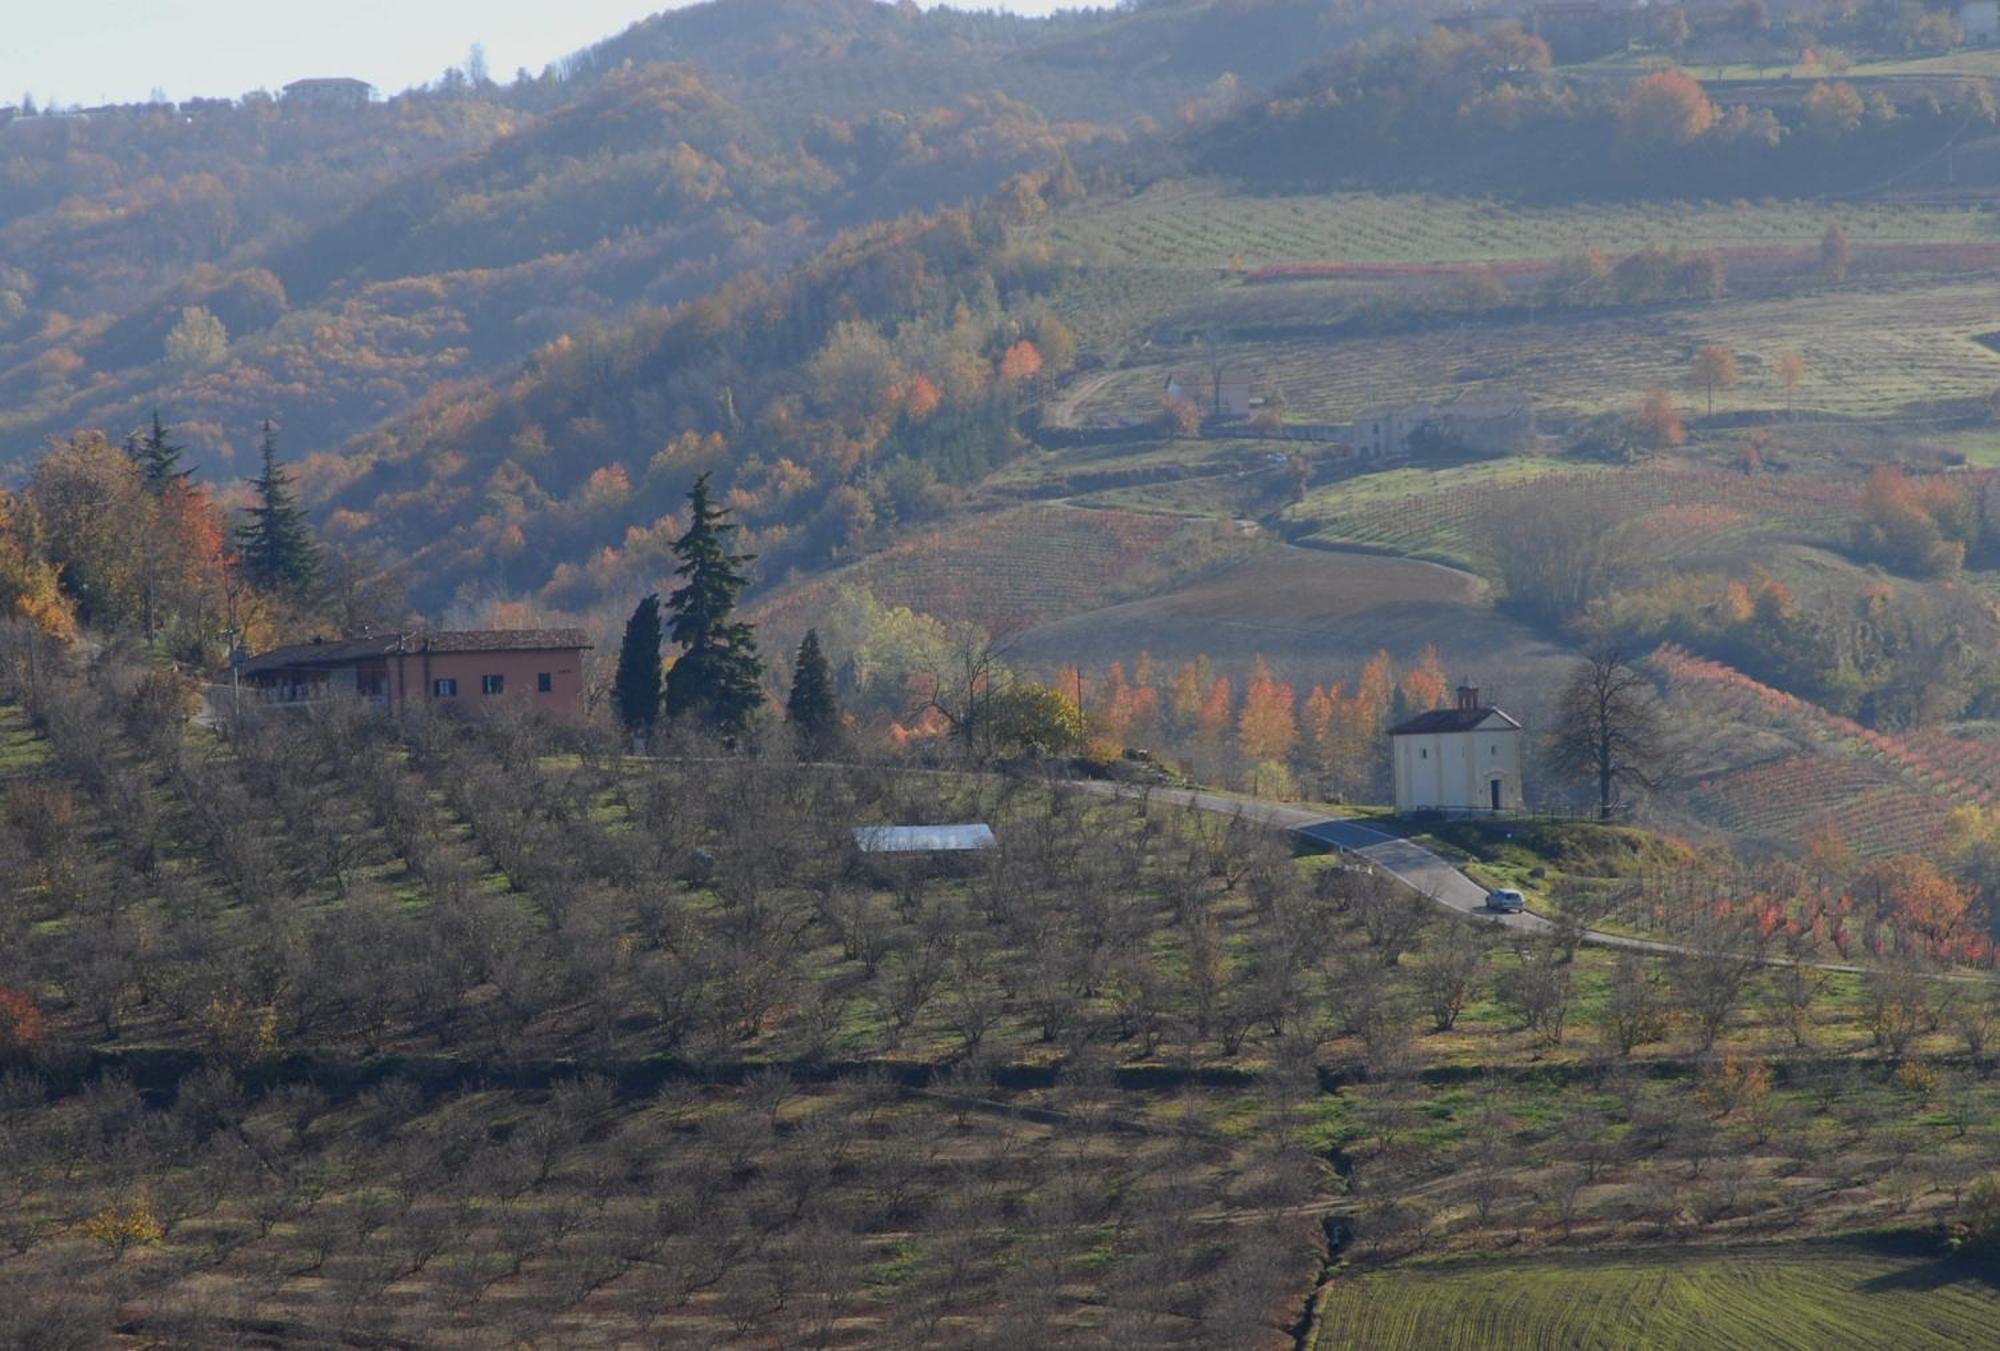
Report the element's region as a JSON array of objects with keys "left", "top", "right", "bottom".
[
  {"left": 1413, "top": 918, "right": 1488, "bottom": 1032},
  {"left": 1548, "top": 641, "right": 1676, "bottom": 820}
]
